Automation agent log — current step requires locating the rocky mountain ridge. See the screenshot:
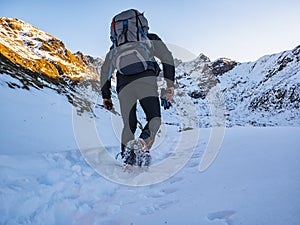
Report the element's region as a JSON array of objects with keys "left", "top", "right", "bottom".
[
  {"left": 173, "top": 46, "right": 300, "bottom": 127},
  {"left": 0, "top": 17, "right": 100, "bottom": 81}
]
